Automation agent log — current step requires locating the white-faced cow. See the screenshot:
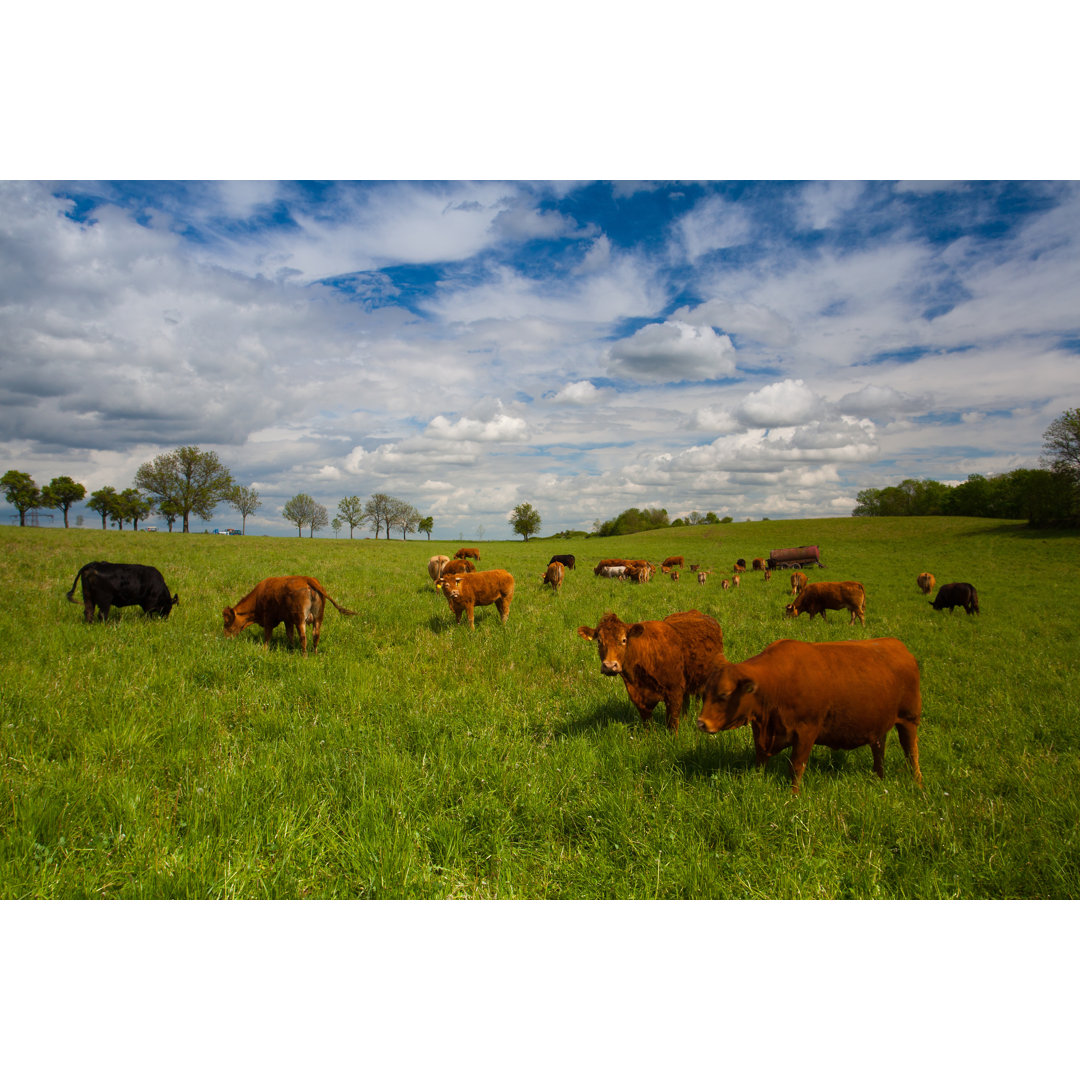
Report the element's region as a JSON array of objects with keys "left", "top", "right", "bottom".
[{"left": 67, "top": 561, "right": 178, "bottom": 622}]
